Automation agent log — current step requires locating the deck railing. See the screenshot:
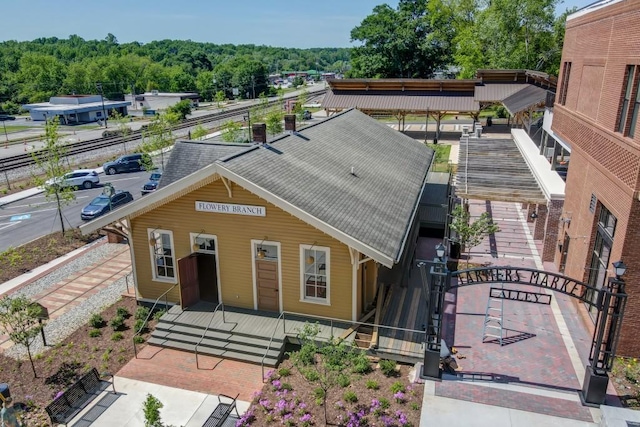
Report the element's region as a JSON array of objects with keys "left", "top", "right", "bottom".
[
  {"left": 132, "top": 283, "right": 178, "bottom": 358},
  {"left": 195, "top": 302, "right": 226, "bottom": 369},
  {"left": 261, "top": 310, "right": 427, "bottom": 382},
  {"left": 260, "top": 311, "right": 286, "bottom": 381}
]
